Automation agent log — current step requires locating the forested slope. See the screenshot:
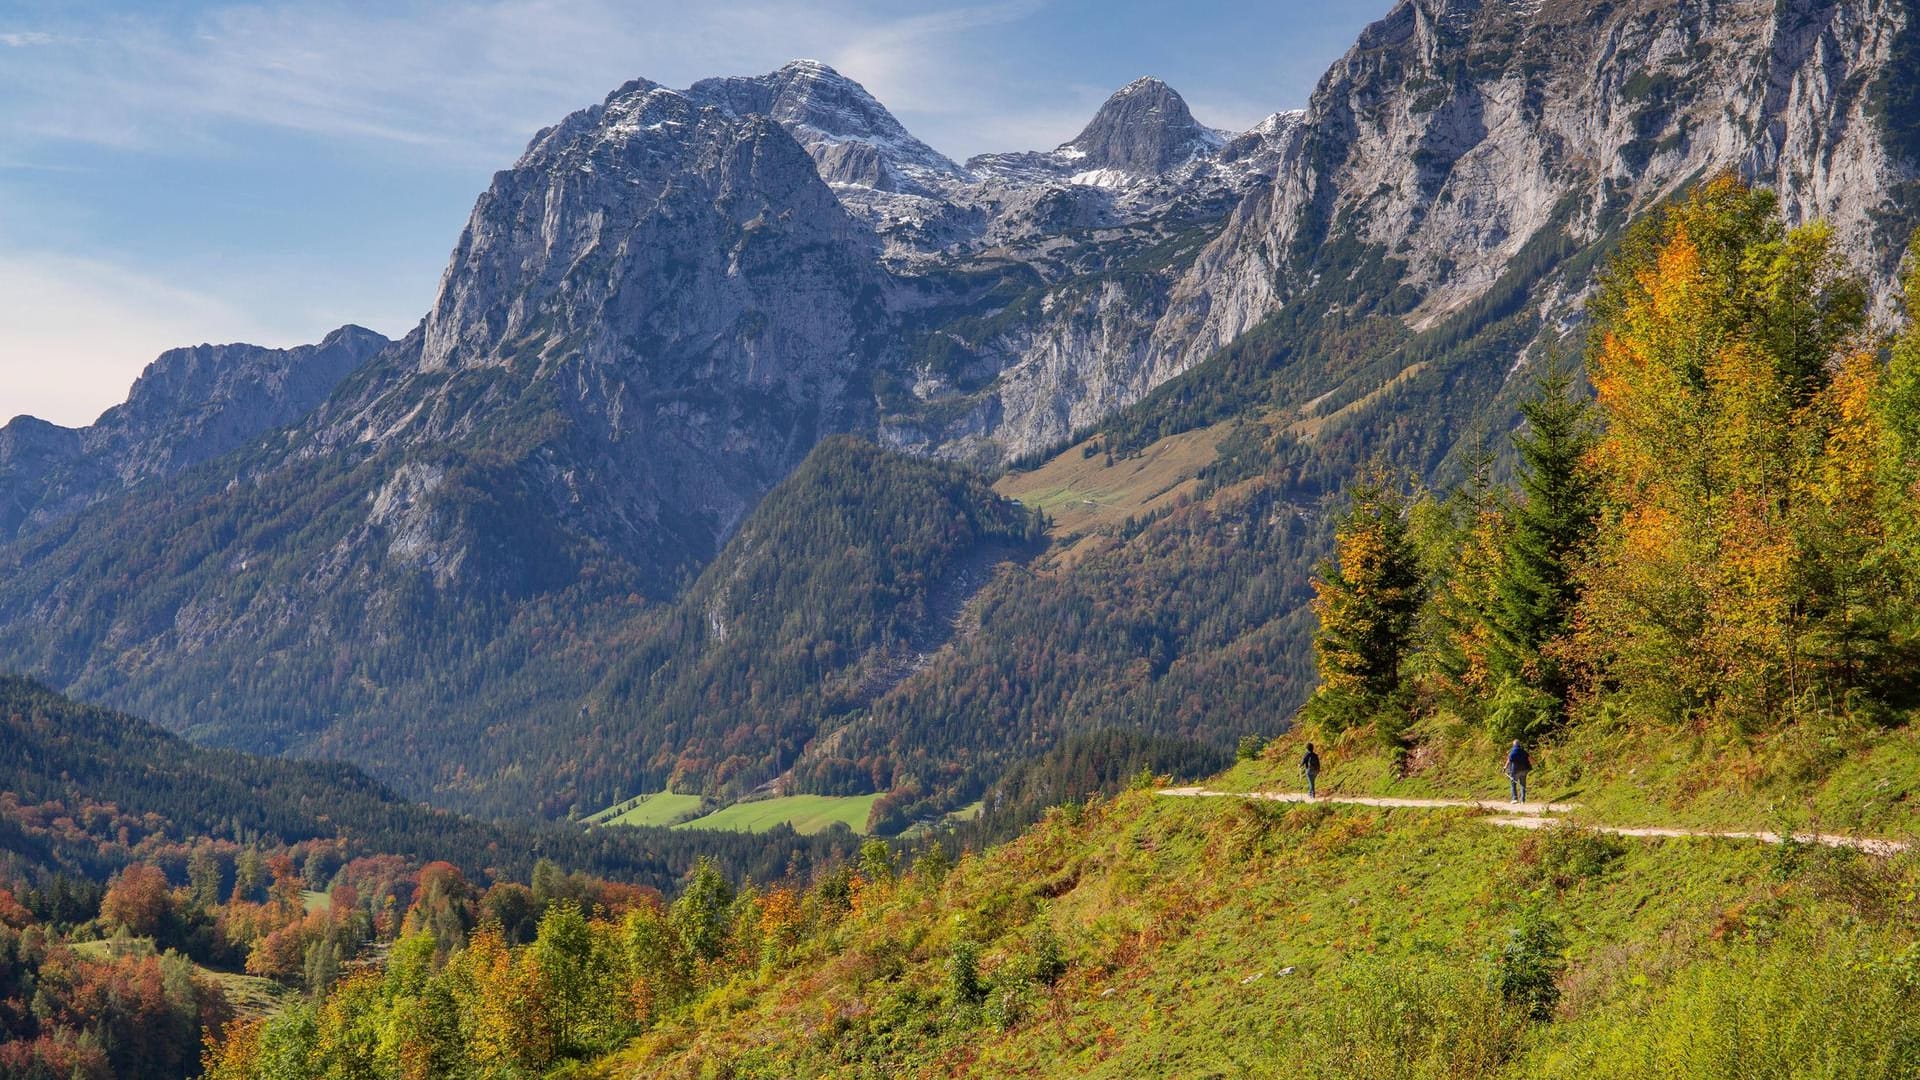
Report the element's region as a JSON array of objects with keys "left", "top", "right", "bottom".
[{"left": 0, "top": 677, "right": 858, "bottom": 892}]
